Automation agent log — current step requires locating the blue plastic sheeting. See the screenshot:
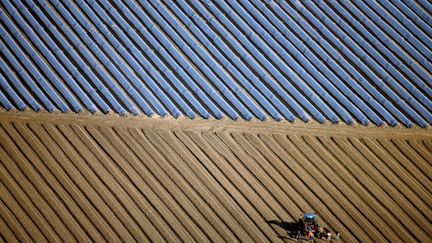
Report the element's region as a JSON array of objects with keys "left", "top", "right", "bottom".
[
  {"left": 0, "top": 73, "right": 25, "bottom": 110},
  {"left": 0, "top": 57, "right": 42, "bottom": 111},
  {"left": 0, "top": 89, "right": 13, "bottom": 110},
  {"left": 15, "top": 0, "right": 109, "bottom": 113},
  {"left": 0, "top": 1, "right": 430, "bottom": 127}
]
